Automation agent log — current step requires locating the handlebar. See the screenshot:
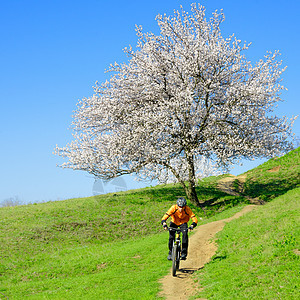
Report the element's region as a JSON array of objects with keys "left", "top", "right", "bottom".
[{"left": 167, "top": 227, "right": 188, "bottom": 233}]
